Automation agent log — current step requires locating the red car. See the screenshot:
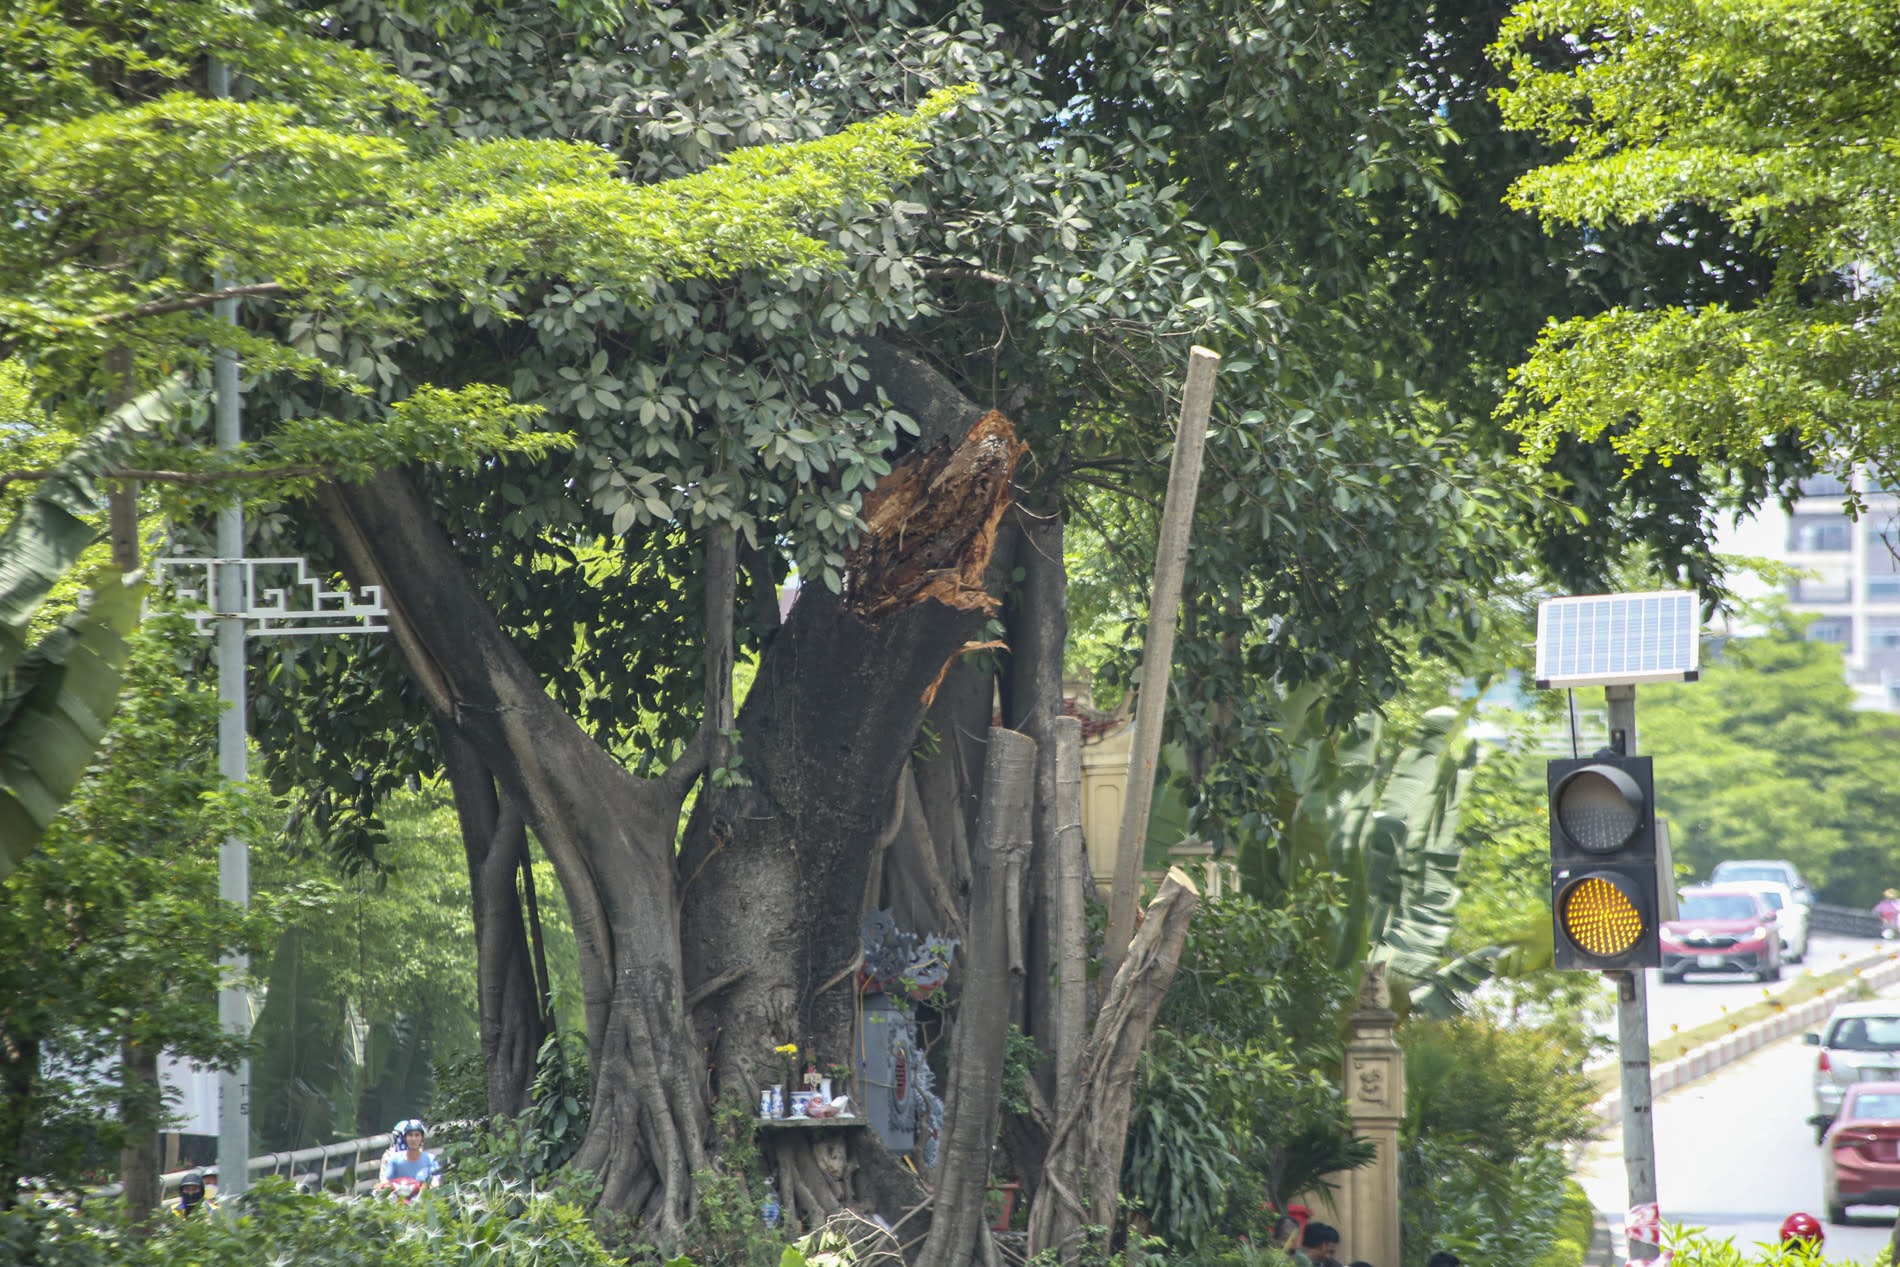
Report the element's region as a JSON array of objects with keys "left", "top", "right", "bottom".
[
  {"left": 1822, "top": 1082, "right": 1900, "bottom": 1222},
  {"left": 1658, "top": 886, "right": 1781, "bottom": 984}
]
